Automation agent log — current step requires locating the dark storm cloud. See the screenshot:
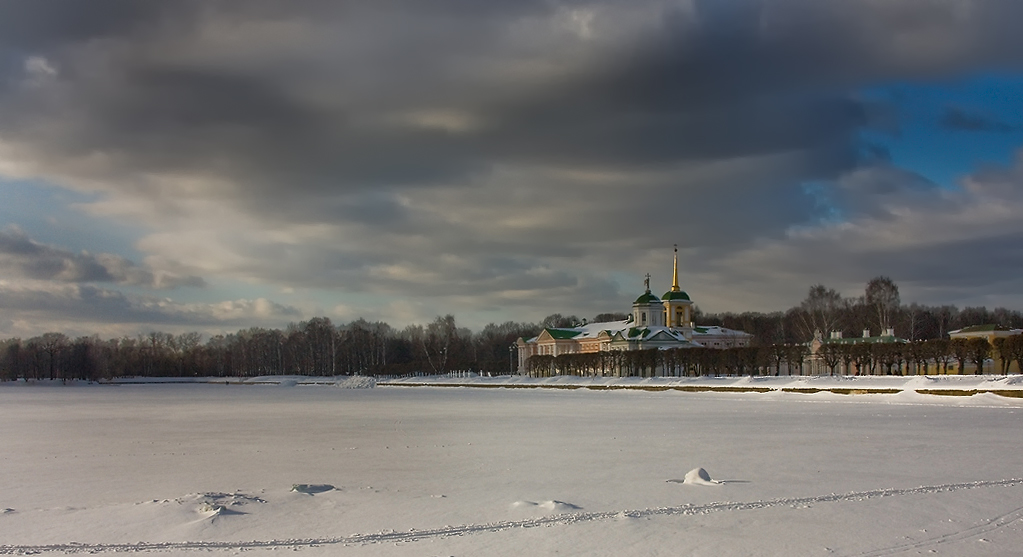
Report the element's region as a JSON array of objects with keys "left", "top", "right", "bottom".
[
  {"left": 0, "top": 228, "right": 205, "bottom": 288},
  {"left": 0, "top": 228, "right": 111, "bottom": 282},
  {"left": 0, "top": 284, "right": 173, "bottom": 325},
  {"left": 0, "top": 282, "right": 302, "bottom": 332},
  {"left": 0, "top": 1, "right": 180, "bottom": 49},
  {"left": 827, "top": 164, "right": 940, "bottom": 220},
  {"left": 0, "top": 0, "right": 878, "bottom": 200},
  {"left": 868, "top": 233, "right": 1023, "bottom": 287},
  {"left": 940, "top": 106, "right": 1017, "bottom": 133},
  {"left": 2, "top": 0, "right": 1023, "bottom": 325},
  {"left": 3, "top": 0, "right": 1023, "bottom": 190},
  {"left": 707, "top": 150, "right": 1023, "bottom": 312}
]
